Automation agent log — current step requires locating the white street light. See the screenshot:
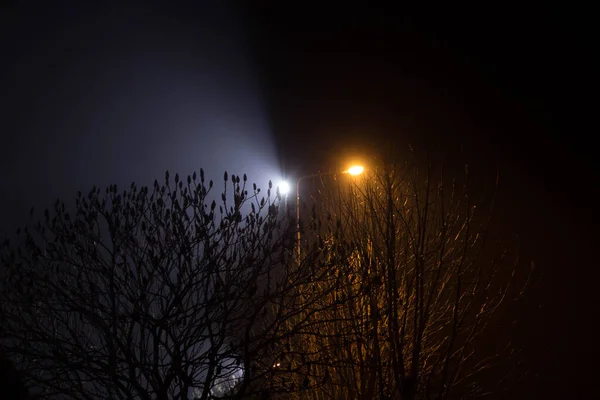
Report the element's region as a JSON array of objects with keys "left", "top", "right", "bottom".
[{"left": 277, "top": 181, "right": 291, "bottom": 196}]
